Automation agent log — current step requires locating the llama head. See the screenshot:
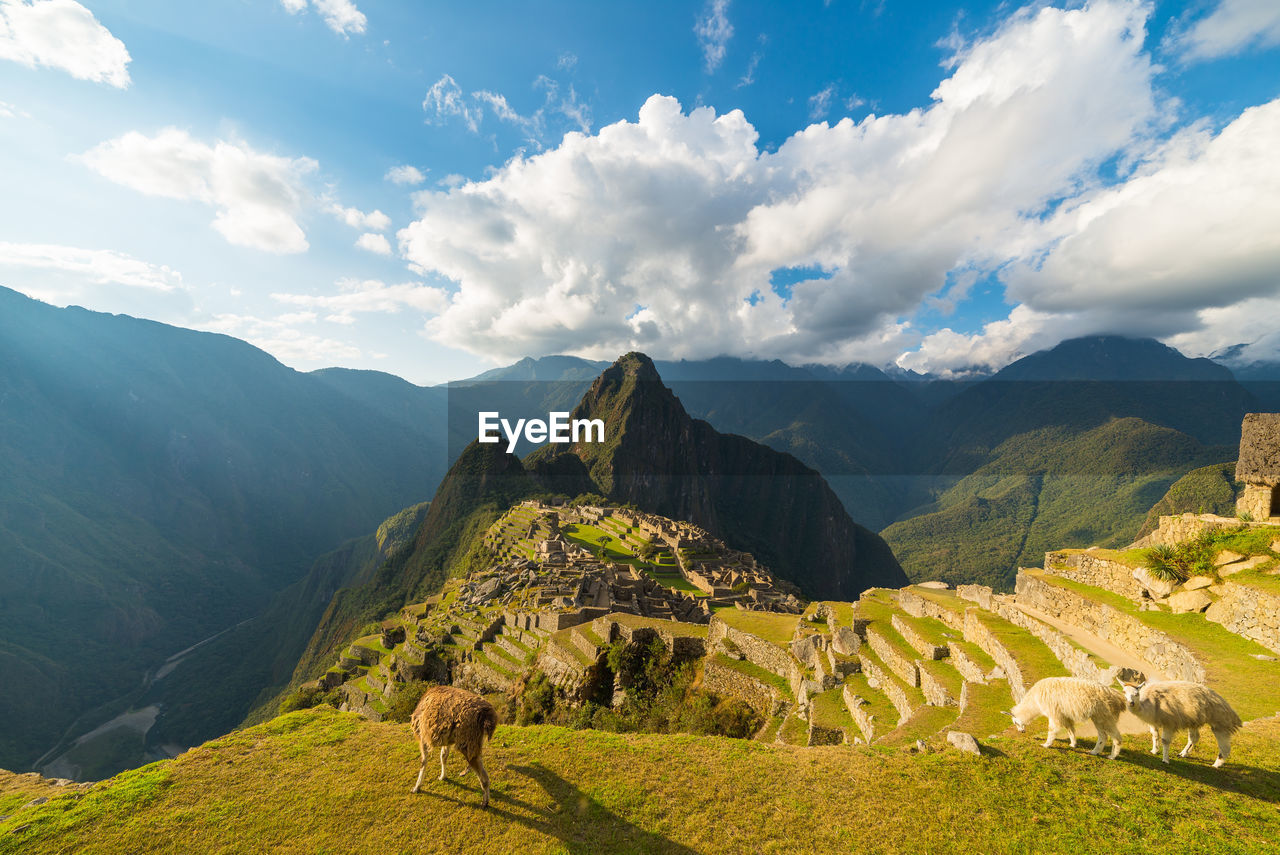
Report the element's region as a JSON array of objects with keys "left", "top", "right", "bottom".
[
  {"left": 1121, "top": 683, "right": 1142, "bottom": 707},
  {"left": 1002, "top": 709, "right": 1026, "bottom": 732}
]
